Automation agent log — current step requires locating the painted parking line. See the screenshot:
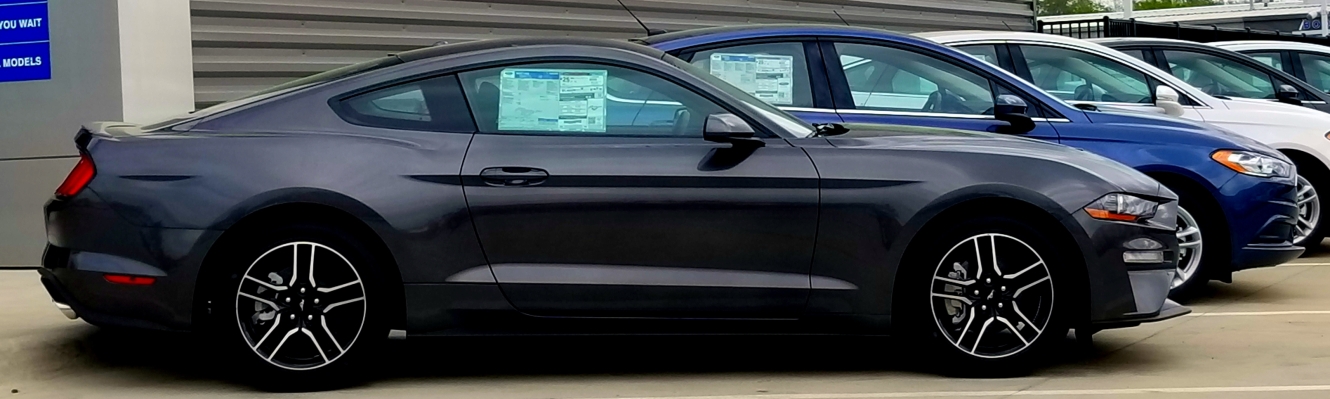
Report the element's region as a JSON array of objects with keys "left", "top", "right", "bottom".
[
  {"left": 580, "top": 384, "right": 1330, "bottom": 399},
  {"left": 1282, "top": 262, "right": 1330, "bottom": 266},
  {"left": 1186, "top": 310, "right": 1330, "bottom": 317}
]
